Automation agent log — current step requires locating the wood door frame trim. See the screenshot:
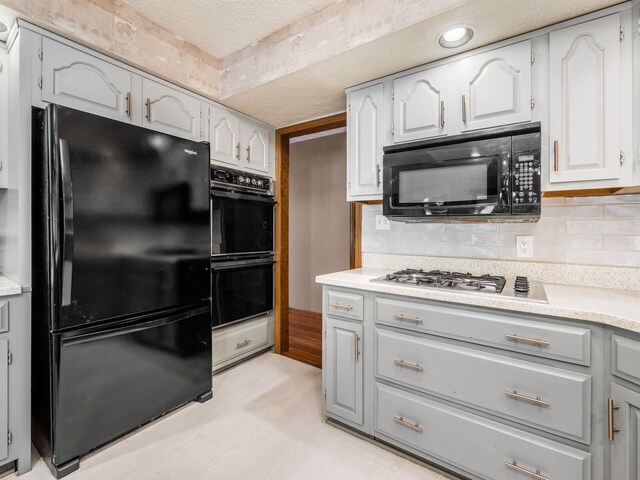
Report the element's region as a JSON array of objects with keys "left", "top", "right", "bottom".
[{"left": 274, "top": 112, "right": 349, "bottom": 354}]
